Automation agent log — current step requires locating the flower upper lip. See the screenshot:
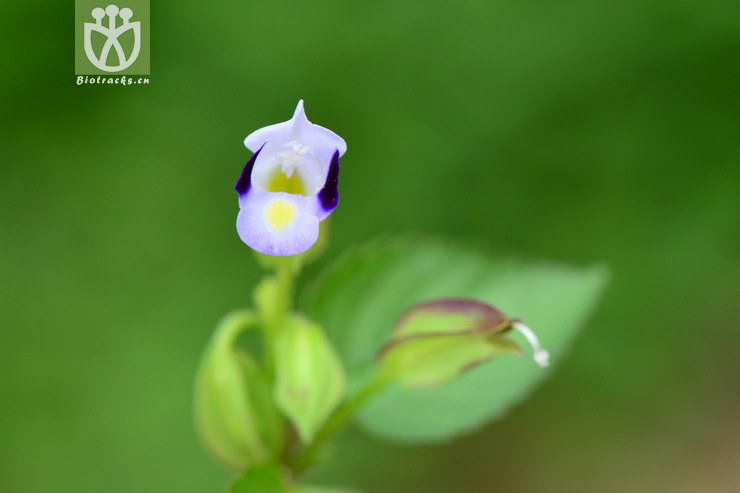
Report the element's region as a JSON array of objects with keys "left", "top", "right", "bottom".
[
  {"left": 244, "top": 100, "right": 347, "bottom": 156},
  {"left": 244, "top": 101, "right": 346, "bottom": 198}
]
